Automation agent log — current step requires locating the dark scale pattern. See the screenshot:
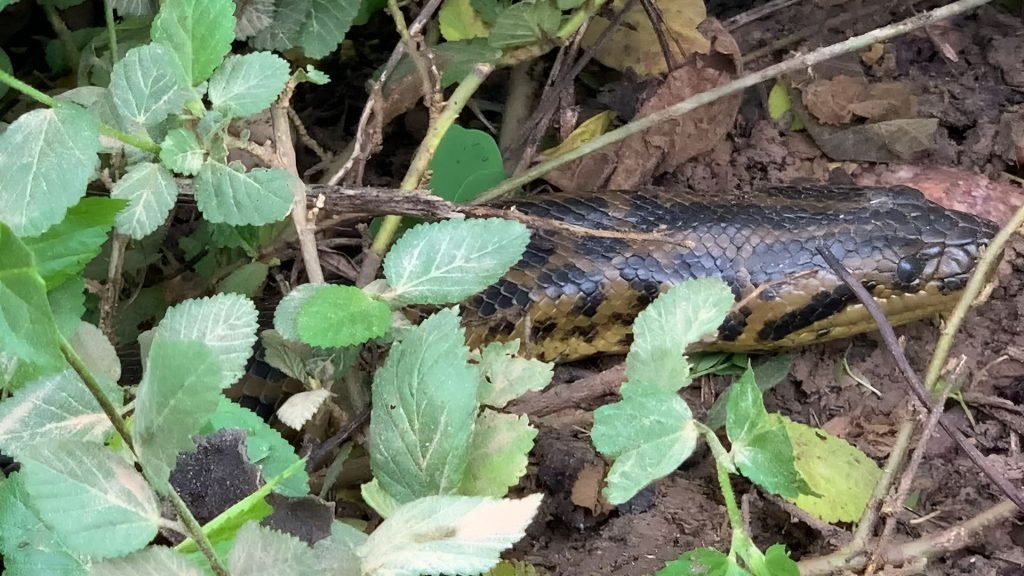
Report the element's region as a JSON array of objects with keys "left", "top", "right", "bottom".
[{"left": 461, "top": 185, "right": 1001, "bottom": 362}]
